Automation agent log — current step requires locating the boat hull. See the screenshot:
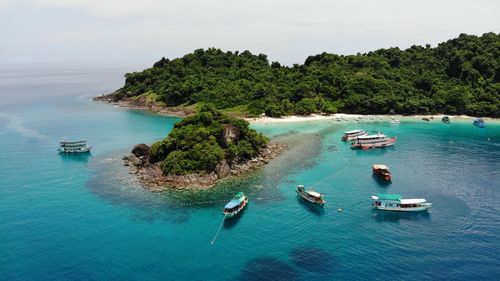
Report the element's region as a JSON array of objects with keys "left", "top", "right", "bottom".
[
  {"left": 58, "top": 146, "right": 92, "bottom": 153},
  {"left": 352, "top": 137, "right": 397, "bottom": 149},
  {"left": 373, "top": 205, "right": 431, "bottom": 212}
]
